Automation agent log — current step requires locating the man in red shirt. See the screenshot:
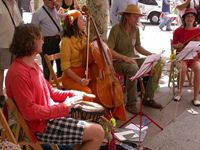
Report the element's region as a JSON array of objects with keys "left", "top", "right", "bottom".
[{"left": 6, "top": 23, "right": 104, "bottom": 149}]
